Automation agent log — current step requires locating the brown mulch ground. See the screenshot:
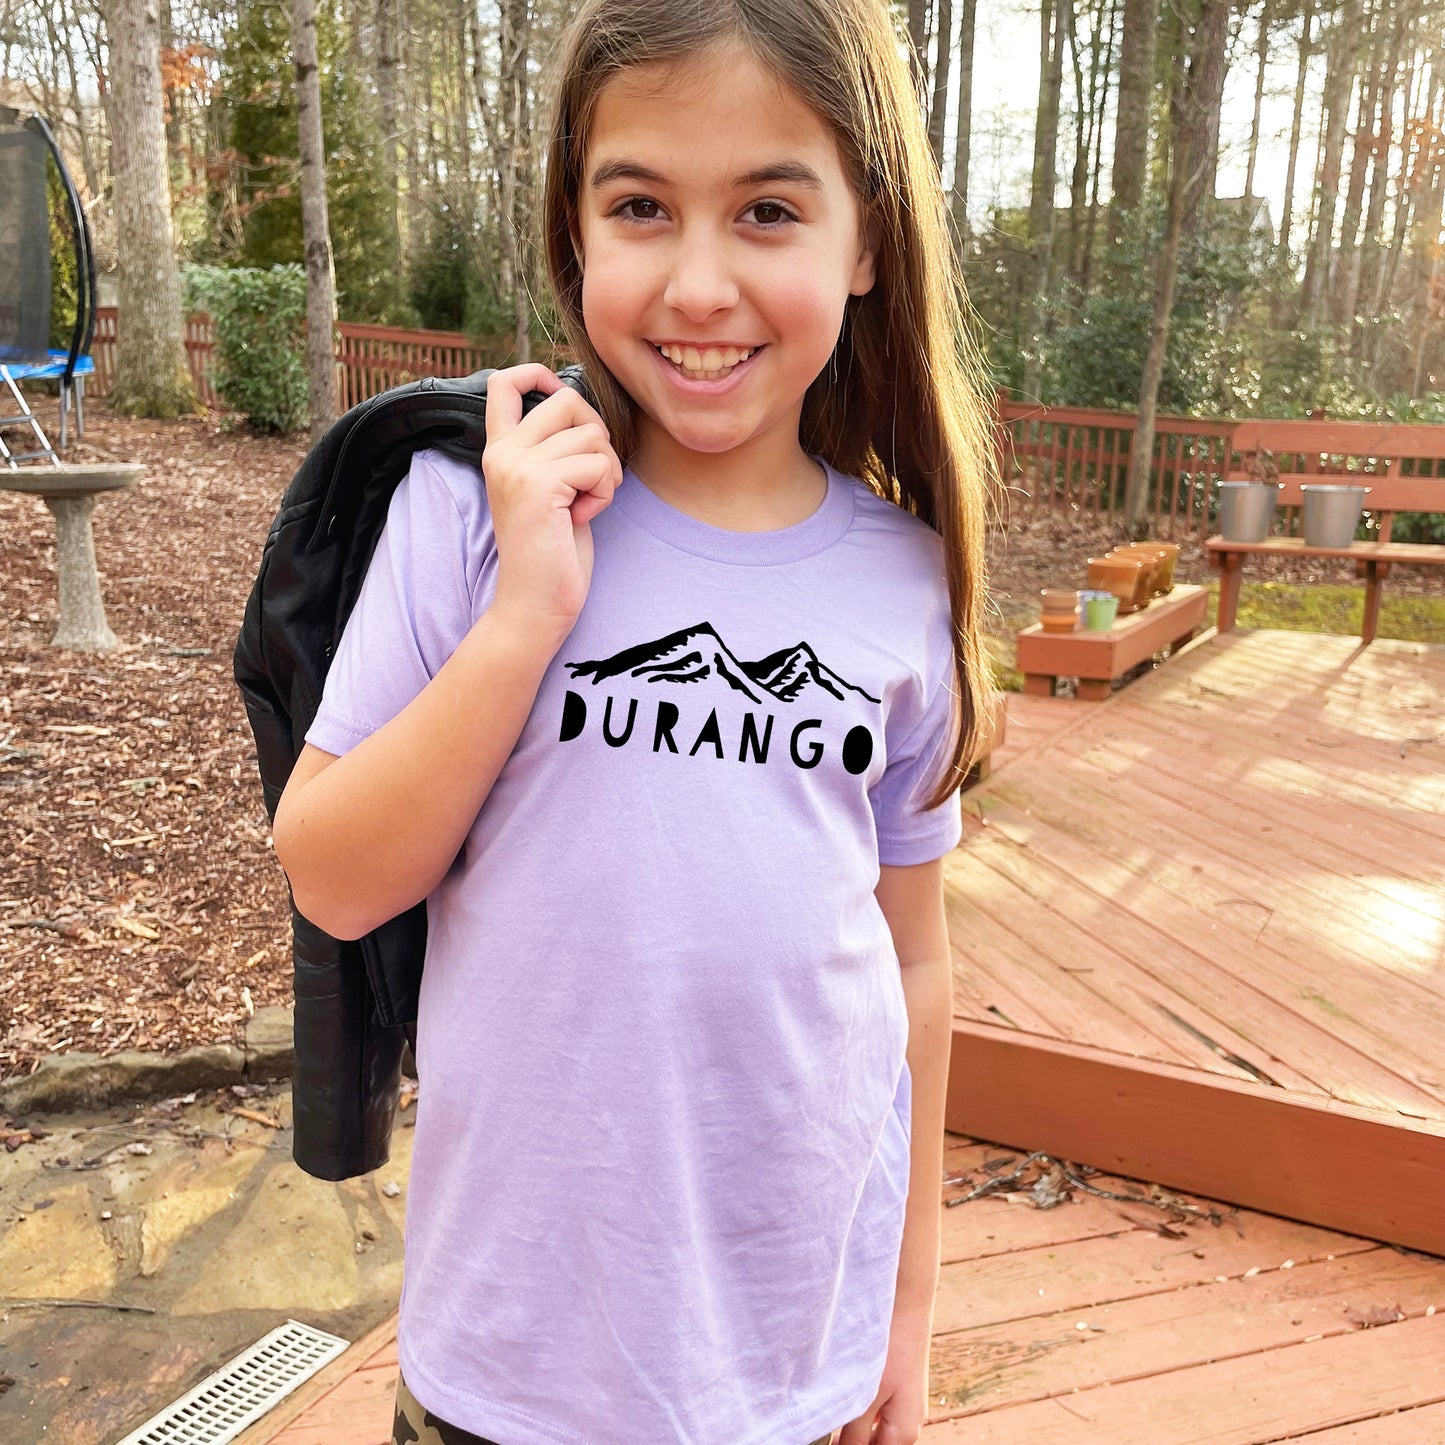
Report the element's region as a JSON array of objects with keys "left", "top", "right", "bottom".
[
  {"left": 1, "top": 395, "right": 1439, "bottom": 1082},
  {"left": 1, "top": 395, "right": 307, "bottom": 1080}
]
